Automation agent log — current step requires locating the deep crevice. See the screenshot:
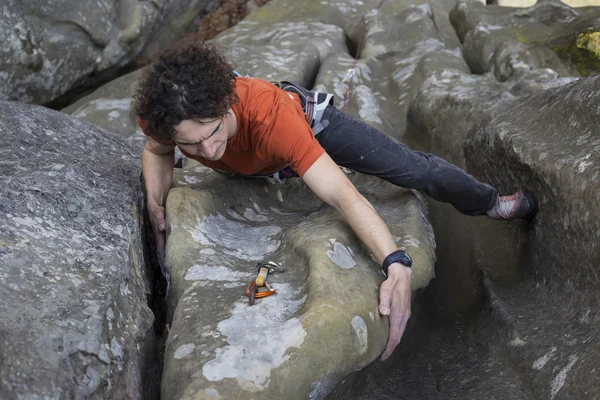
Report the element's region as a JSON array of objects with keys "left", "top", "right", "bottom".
[
  {"left": 345, "top": 31, "right": 359, "bottom": 60},
  {"left": 44, "top": 61, "right": 143, "bottom": 111},
  {"left": 139, "top": 173, "right": 170, "bottom": 400}
]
